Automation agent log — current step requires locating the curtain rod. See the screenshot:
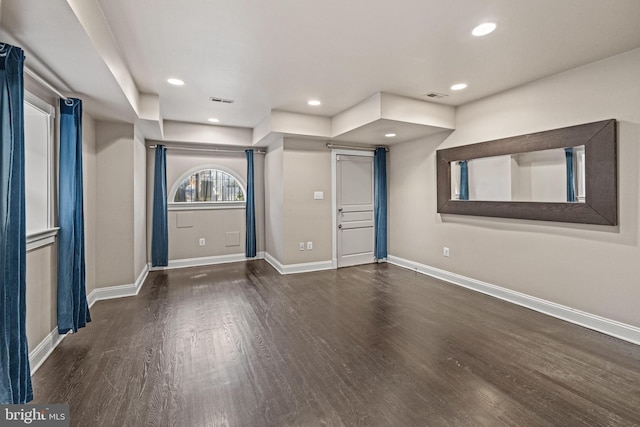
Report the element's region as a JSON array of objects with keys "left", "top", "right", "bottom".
[
  {"left": 24, "top": 66, "right": 69, "bottom": 100},
  {"left": 326, "top": 143, "right": 388, "bottom": 152},
  {"left": 148, "top": 145, "right": 265, "bottom": 154}
]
